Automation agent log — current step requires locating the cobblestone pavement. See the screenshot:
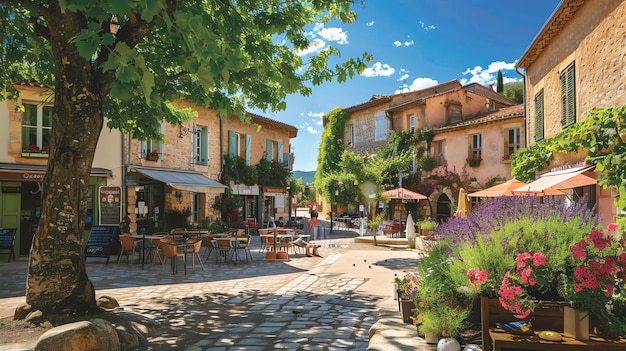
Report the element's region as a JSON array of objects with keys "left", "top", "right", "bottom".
[{"left": 0, "top": 227, "right": 429, "bottom": 351}]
